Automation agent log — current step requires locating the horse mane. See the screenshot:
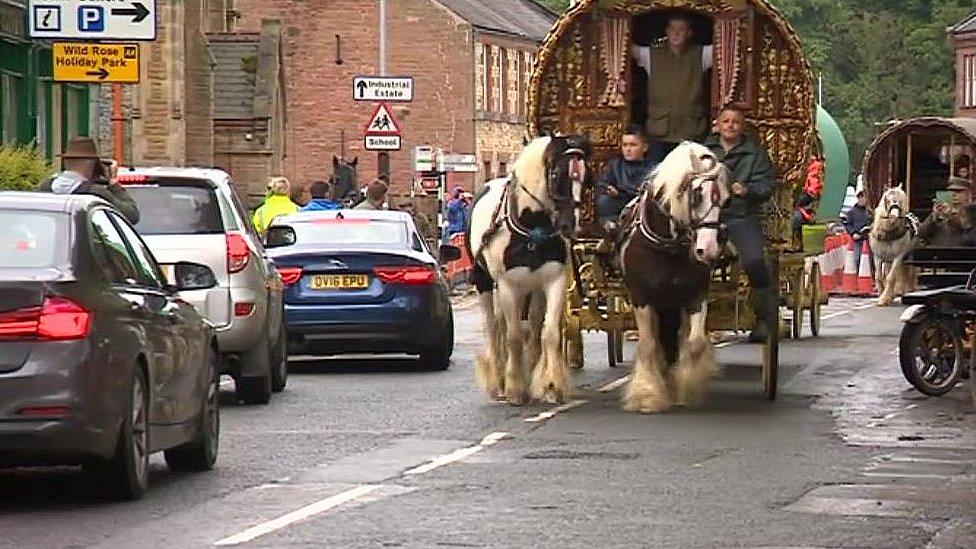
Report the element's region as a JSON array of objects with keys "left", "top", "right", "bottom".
[
  {"left": 510, "top": 136, "right": 552, "bottom": 196},
  {"left": 649, "top": 142, "right": 698, "bottom": 225}
]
